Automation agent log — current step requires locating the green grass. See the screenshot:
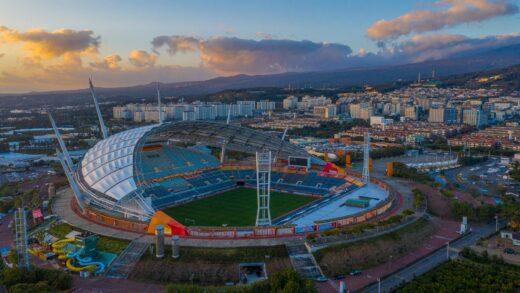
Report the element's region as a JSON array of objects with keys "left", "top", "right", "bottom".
[
  {"left": 47, "top": 223, "right": 73, "bottom": 239},
  {"left": 47, "top": 223, "right": 129, "bottom": 254},
  {"left": 163, "top": 188, "right": 317, "bottom": 227}
]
